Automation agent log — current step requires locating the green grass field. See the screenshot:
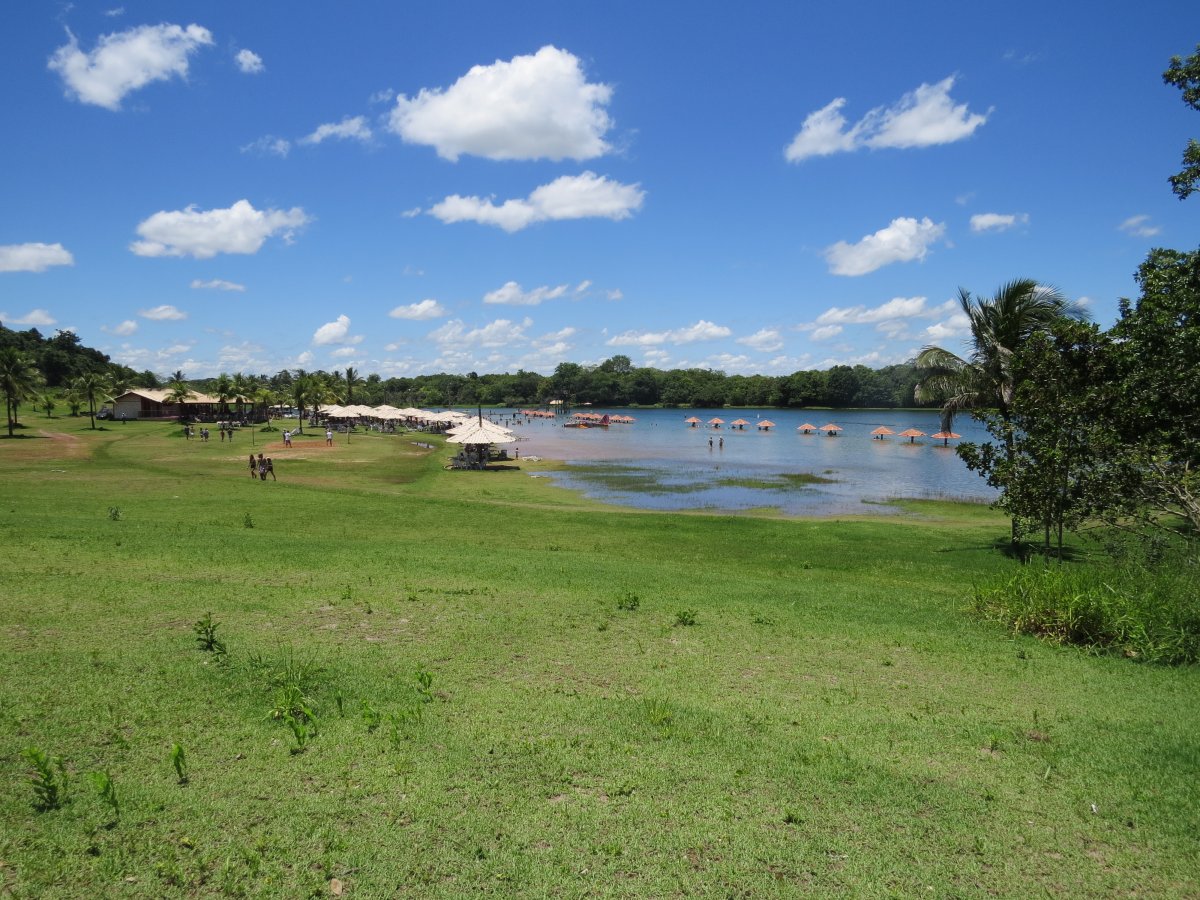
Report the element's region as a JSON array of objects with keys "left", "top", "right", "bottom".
[{"left": 1, "top": 416, "right": 1197, "bottom": 897}]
